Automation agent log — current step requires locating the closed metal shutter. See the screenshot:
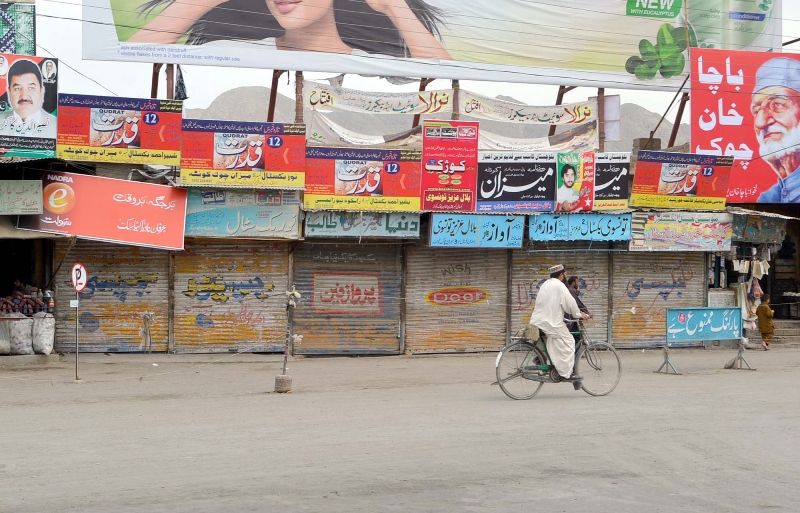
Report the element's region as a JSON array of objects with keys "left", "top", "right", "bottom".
[
  {"left": 54, "top": 239, "right": 169, "bottom": 352},
  {"left": 611, "top": 252, "right": 707, "bottom": 347},
  {"left": 293, "top": 244, "right": 402, "bottom": 354},
  {"left": 511, "top": 243, "right": 610, "bottom": 344},
  {"left": 174, "top": 240, "right": 289, "bottom": 353},
  {"left": 405, "top": 247, "right": 509, "bottom": 353}
]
